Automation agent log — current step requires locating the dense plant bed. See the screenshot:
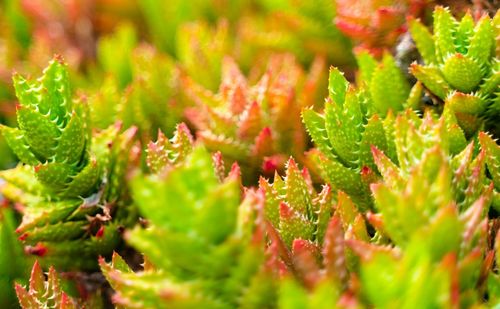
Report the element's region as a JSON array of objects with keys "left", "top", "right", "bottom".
[{"left": 0, "top": 1, "right": 499, "bottom": 308}]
